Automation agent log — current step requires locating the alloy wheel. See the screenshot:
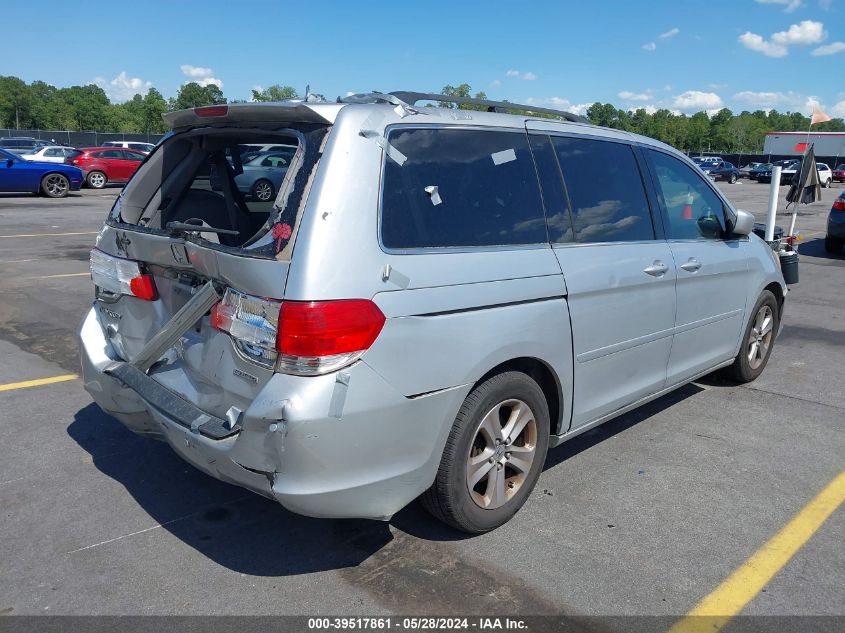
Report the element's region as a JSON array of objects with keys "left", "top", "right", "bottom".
[
  {"left": 747, "top": 304, "right": 774, "bottom": 370},
  {"left": 466, "top": 398, "right": 538, "bottom": 509},
  {"left": 44, "top": 174, "right": 68, "bottom": 197}
]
